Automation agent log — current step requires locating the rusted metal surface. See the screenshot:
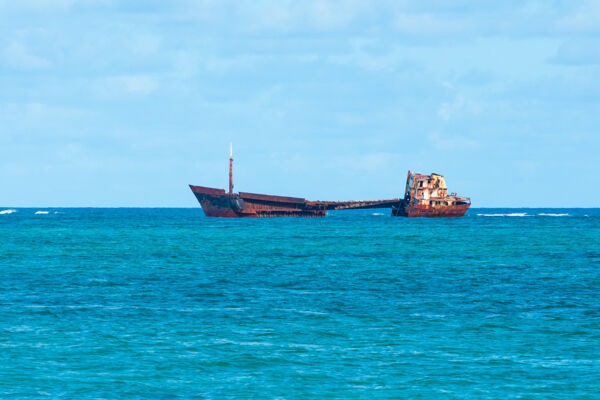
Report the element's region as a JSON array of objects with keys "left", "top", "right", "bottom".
[
  {"left": 189, "top": 149, "right": 470, "bottom": 218},
  {"left": 189, "top": 185, "right": 240, "bottom": 217},
  {"left": 307, "top": 199, "right": 402, "bottom": 210},
  {"left": 190, "top": 185, "right": 400, "bottom": 217},
  {"left": 239, "top": 192, "right": 306, "bottom": 204},
  {"left": 189, "top": 186, "right": 318, "bottom": 217},
  {"left": 190, "top": 185, "right": 226, "bottom": 196},
  {"left": 229, "top": 143, "right": 234, "bottom": 195},
  {"left": 391, "top": 171, "right": 471, "bottom": 217}
]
